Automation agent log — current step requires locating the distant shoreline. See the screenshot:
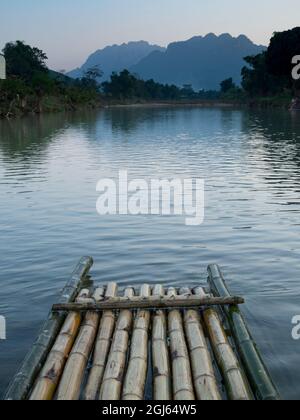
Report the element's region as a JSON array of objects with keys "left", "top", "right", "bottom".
[
  {"left": 104, "top": 100, "right": 239, "bottom": 109},
  {"left": 102, "top": 96, "right": 292, "bottom": 110},
  {"left": 0, "top": 96, "right": 294, "bottom": 120}
]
